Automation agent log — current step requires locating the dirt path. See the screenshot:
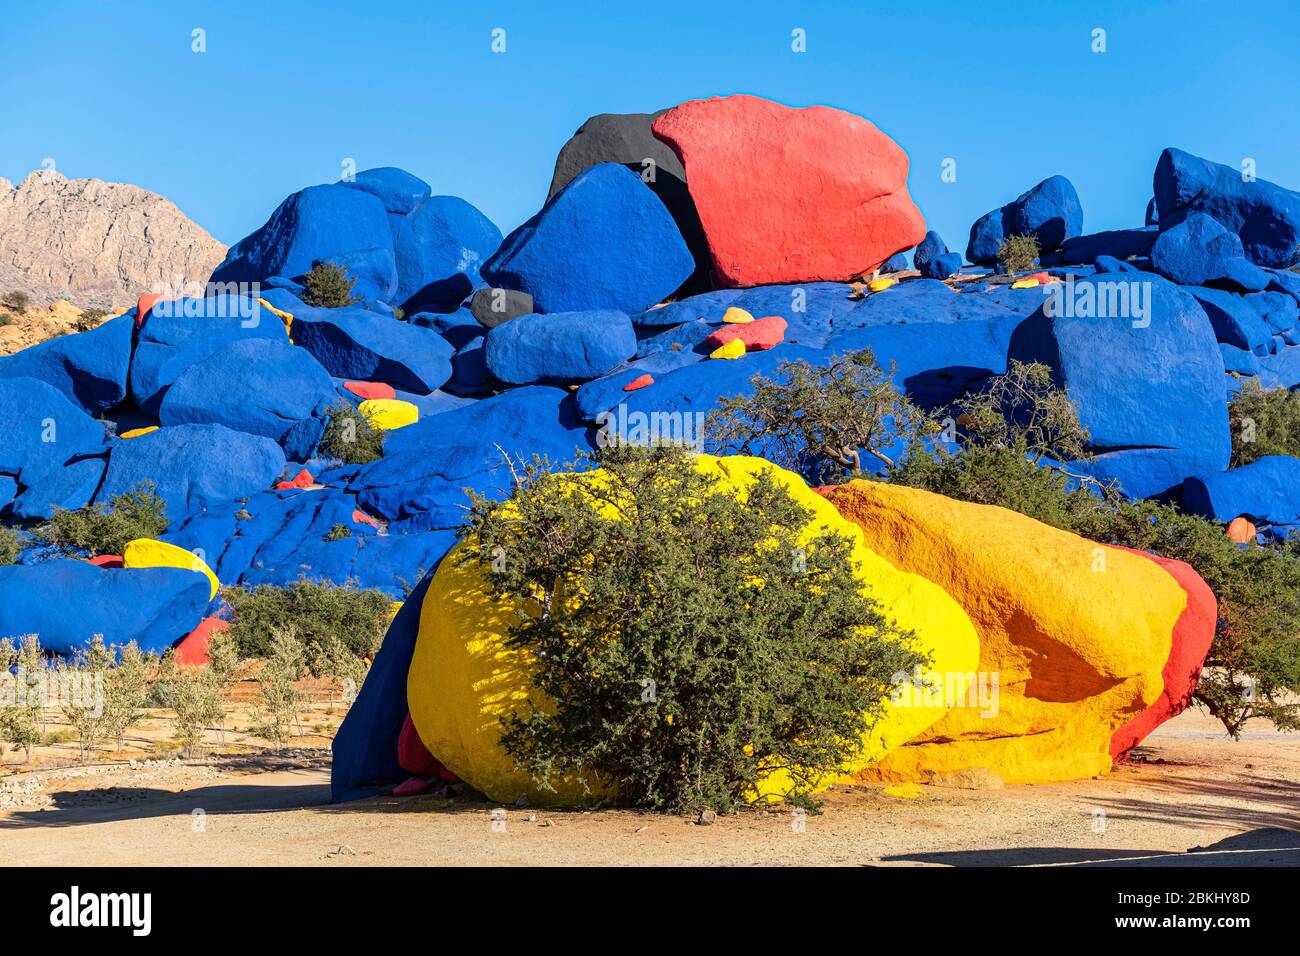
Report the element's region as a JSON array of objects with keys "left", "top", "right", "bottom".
[{"left": 1, "top": 709, "right": 1296, "bottom": 866}]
